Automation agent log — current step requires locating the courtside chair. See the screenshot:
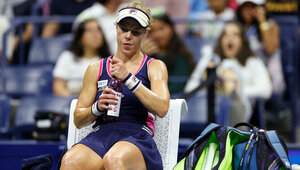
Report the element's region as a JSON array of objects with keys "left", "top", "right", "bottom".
[{"left": 67, "top": 99, "right": 188, "bottom": 170}]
